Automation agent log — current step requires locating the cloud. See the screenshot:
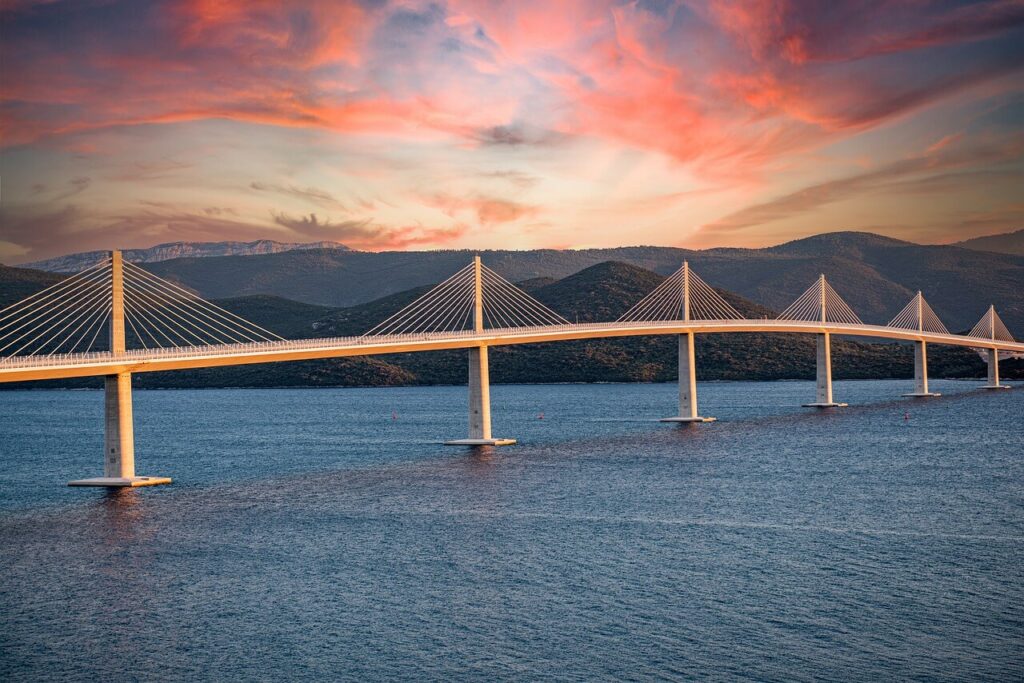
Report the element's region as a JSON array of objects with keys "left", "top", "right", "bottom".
[
  {"left": 250, "top": 181, "right": 347, "bottom": 210},
  {"left": 49, "top": 176, "right": 91, "bottom": 201},
  {"left": 202, "top": 206, "right": 239, "bottom": 216},
  {"left": 271, "top": 211, "right": 371, "bottom": 238},
  {"left": 701, "top": 134, "right": 1024, "bottom": 235},
  {"left": 0, "top": 240, "right": 31, "bottom": 261},
  {"left": 426, "top": 193, "right": 539, "bottom": 226},
  {"left": 270, "top": 211, "right": 470, "bottom": 249},
  {"left": 0, "top": 201, "right": 473, "bottom": 262},
  {"left": 703, "top": 0, "right": 1024, "bottom": 65},
  {"left": 108, "top": 159, "right": 192, "bottom": 182},
  {"left": 473, "top": 123, "right": 567, "bottom": 147},
  {"left": 3, "top": 0, "right": 1022, "bottom": 180},
  {"left": 0, "top": 205, "right": 84, "bottom": 259},
  {"left": 480, "top": 170, "right": 540, "bottom": 189},
  {"left": 0, "top": 204, "right": 283, "bottom": 262},
  {"left": 2, "top": 0, "right": 1024, "bottom": 252}
]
